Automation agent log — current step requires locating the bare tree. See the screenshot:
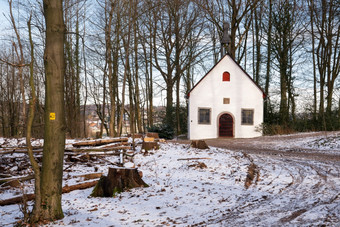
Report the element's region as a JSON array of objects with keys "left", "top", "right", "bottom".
[
  {"left": 30, "top": 0, "right": 66, "bottom": 222},
  {"left": 195, "top": 0, "right": 260, "bottom": 62},
  {"left": 64, "top": 0, "right": 86, "bottom": 138},
  {"left": 152, "top": 0, "right": 207, "bottom": 132},
  {"left": 309, "top": 0, "right": 340, "bottom": 129},
  {"left": 264, "top": 0, "right": 273, "bottom": 122},
  {"left": 271, "top": 0, "right": 306, "bottom": 126},
  {"left": 8, "top": 0, "right": 27, "bottom": 136},
  {"left": 118, "top": 0, "right": 132, "bottom": 135}
]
